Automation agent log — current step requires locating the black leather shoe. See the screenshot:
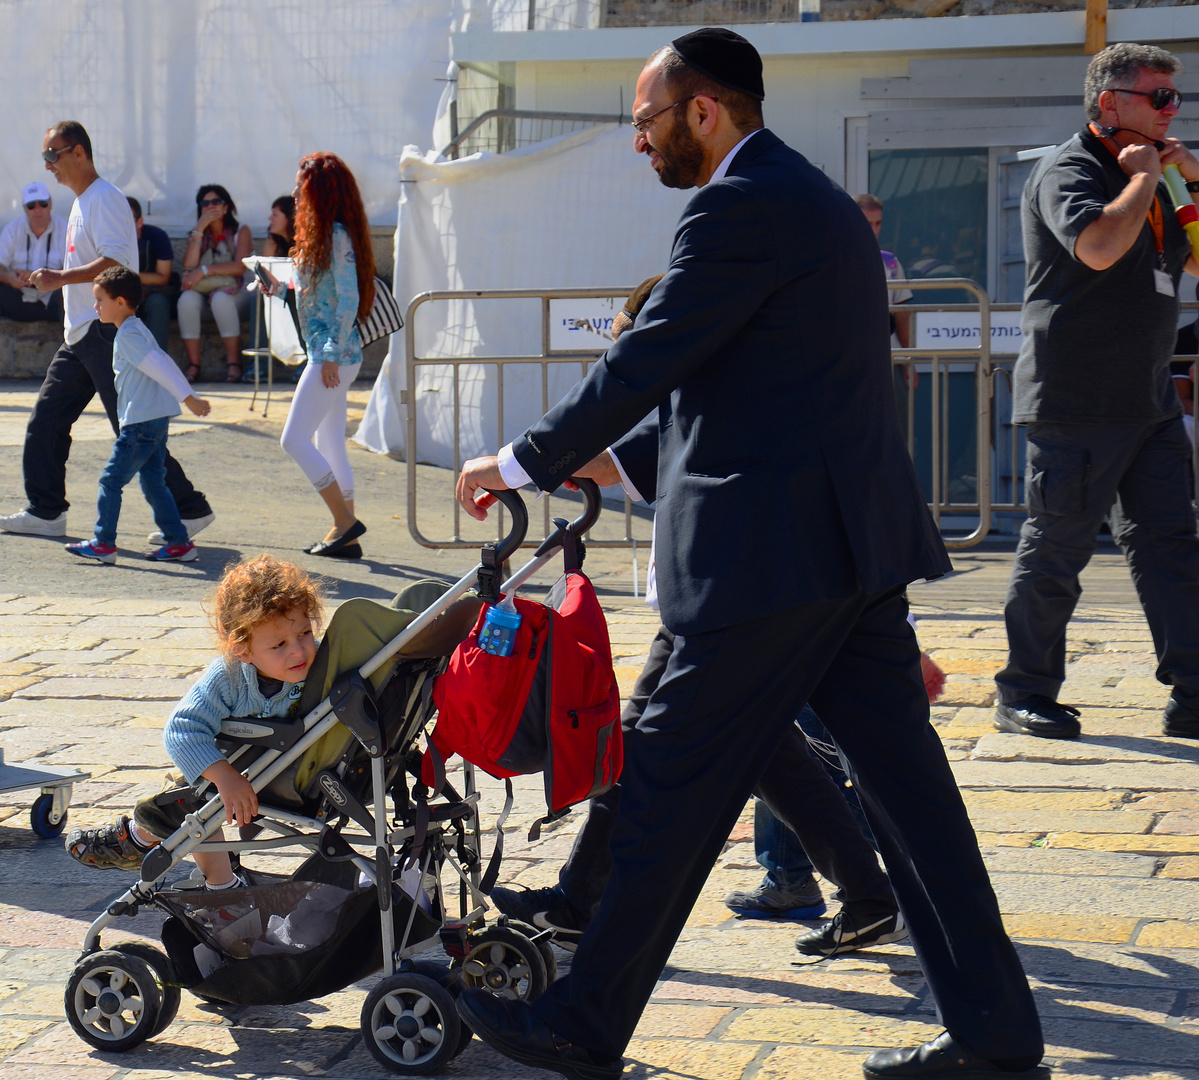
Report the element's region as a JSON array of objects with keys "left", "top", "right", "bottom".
[
  {"left": 994, "top": 695, "right": 1081, "bottom": 739},
  {"left": 1164, "top": 694, "right": 1199, "bottom": 738},
  {"left": 456, "top": 988, "right": 623, "bottom": 1080},
  {"left": 863, "top": 1031, "right": 1048, "bottom": 1079},
  {"left": 308, "top": 520, "right": 366, "bottom": 558}
]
